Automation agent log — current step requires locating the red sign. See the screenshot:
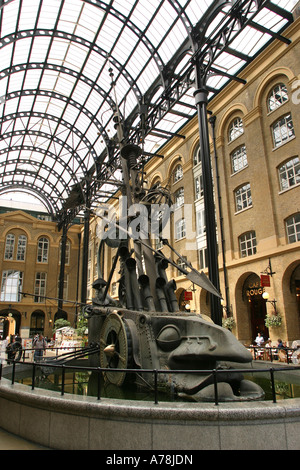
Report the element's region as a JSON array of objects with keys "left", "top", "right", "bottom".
[
  {"left": 184, "top": 291, "right": 193, "bottom": 301},
  {"left": 260, "top": 274, "right": 270, "bottom": 287}
]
